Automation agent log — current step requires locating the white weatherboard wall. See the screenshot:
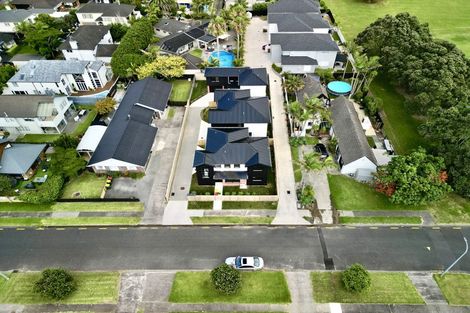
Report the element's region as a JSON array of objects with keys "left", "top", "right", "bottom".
[
  {"left": 340, "top": 156, "right": 376, "bottom": 176},
  {"left": 240, "top": 85, "right": 266, "bottom": 97},
  {"left": 90, "top": 158, "right": 143, "bottom": 172},
  {"left": 283, "top": 64, "right": 316, "bottom": 74},
  {"left": 287, "top": 51, "right": 336, "bottom": 68}
]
